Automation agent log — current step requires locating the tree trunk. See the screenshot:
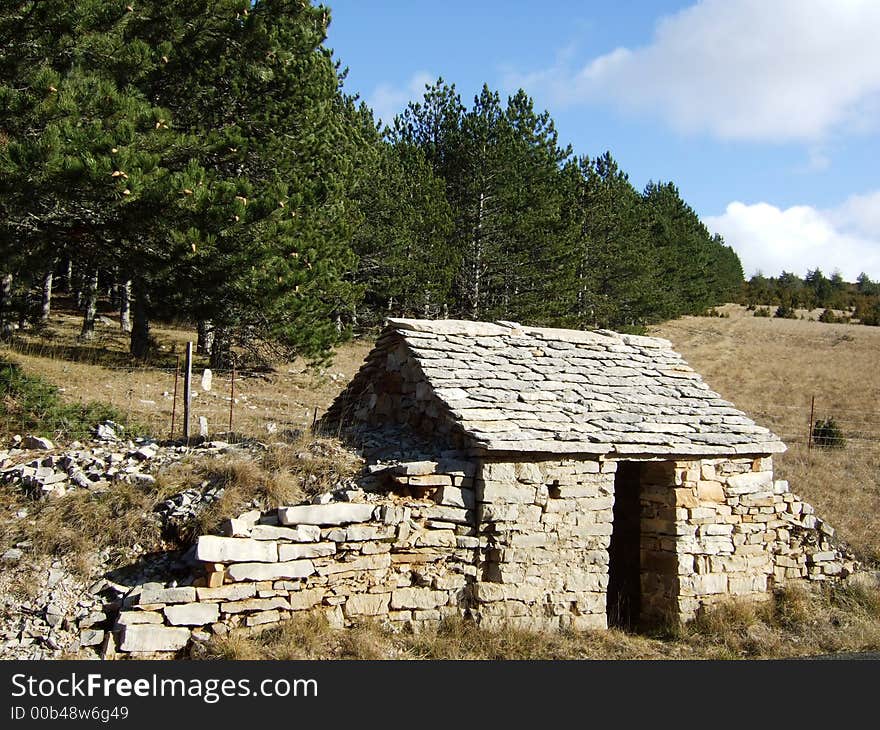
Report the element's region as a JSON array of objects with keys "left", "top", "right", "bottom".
[
  {"left": 1, "top": 273, "right": 14, "bottom": 338},
  {"left": 119, "top": 279, "right": 132, "bottom": 333},
  {"left": 63, "top": 259, "right": 73, "bottom": 293},
  {"left": 470, "top": 191, "right": 485, "bottom": 320},
  {"left": 209, "top": 326, "right": 231, "bottom": 369},
  {"left": 196, "top": 319, "right": 214, "bottom": 355},
  {"left": 79, "top": 268, "right": 99, "bottom": 340},
  {"left": 40, "top": 270, "right": 53, "bottom": 321},
  {"left": 129, "top": 281, "right": 151, "bottom": 359},
  {"left": 74, "top": 265, "right": 83, "bottom": 309}
]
